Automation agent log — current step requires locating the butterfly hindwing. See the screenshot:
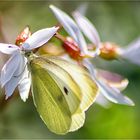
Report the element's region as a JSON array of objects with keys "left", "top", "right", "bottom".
[
  {"left": 30, "top": 55, "right": 99, "bottom": 133},
  {"left": 70, "top": 111, "right": 85, "bottom": 132}
]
